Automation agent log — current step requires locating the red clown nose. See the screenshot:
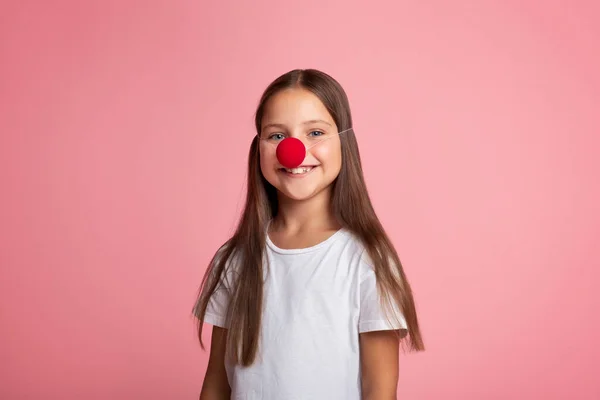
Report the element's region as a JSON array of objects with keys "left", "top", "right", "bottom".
[{"left": 276, "top": 137, "right": 306, "bottom": 169}]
